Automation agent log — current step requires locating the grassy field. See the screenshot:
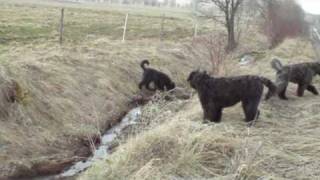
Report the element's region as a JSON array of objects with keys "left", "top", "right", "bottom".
[
  {"left": 0, "top": 1, "right": 213, "bottom": 178},
  {"left": 0, "top": 0, "right": 214, "bottom": 46}
]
